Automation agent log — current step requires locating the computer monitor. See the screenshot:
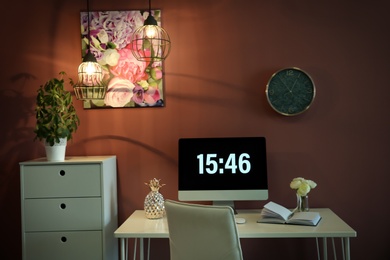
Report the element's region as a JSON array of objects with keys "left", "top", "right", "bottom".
[{"left": 178, "top": 137, "right": 268, "bottom": 209}]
